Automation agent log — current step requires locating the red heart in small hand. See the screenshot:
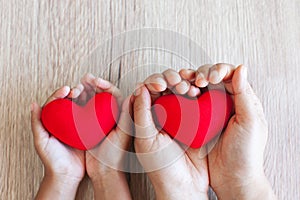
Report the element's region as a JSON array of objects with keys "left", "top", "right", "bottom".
[
  {"left": 41, "top": 92, "right": 119, "bottom": 150},
  {"left": 152, "top": 90, "right": 233, "bottom": 148}
]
